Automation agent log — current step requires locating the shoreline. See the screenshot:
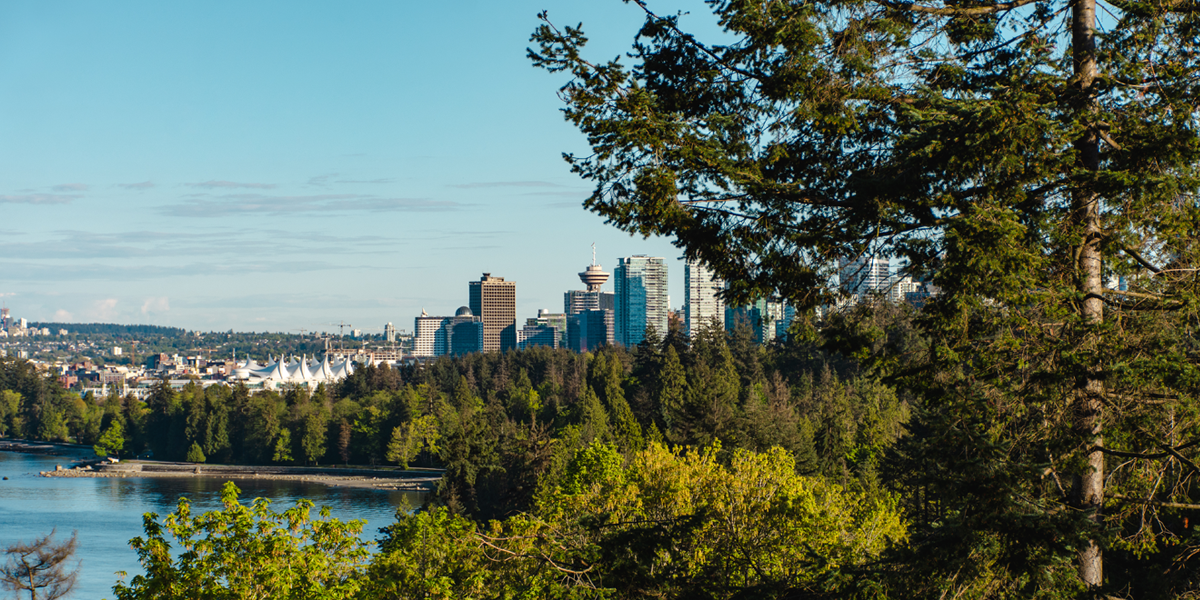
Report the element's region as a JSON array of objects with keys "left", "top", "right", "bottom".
[
  {"left": 0, "top": 438, "right": 94, "bottom": 457},
  {"left": 36, "top": 458, "right": 441, "bottom": 493}
]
